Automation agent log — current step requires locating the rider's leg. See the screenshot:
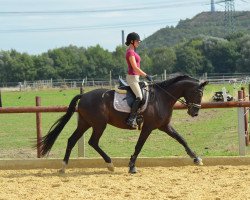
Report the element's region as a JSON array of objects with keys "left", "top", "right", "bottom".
[
  {"left": 126, "top": 75, "right": 143, "bottom": 128},
  {"left": 127, "top": 97, "right": 142, "bottom": 128}
]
